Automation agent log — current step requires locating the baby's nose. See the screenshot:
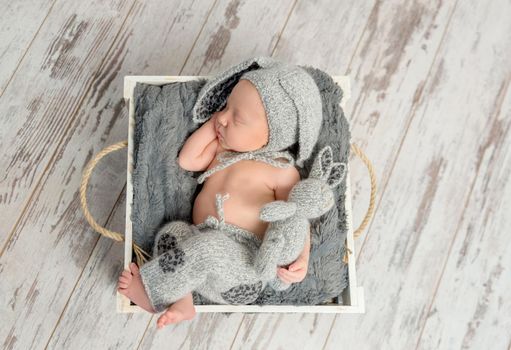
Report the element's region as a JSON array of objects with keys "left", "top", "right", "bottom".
[{"left": 217, "top": 113, "right": 228, "bottom": 126}]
